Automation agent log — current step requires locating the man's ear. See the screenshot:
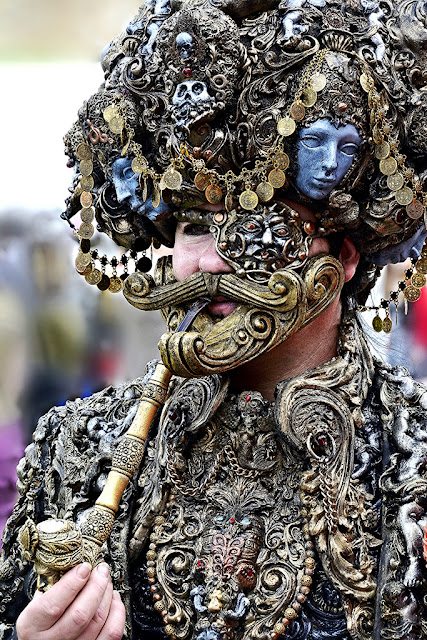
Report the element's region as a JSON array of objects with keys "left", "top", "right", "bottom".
[{"left": 339, "top": 235, "right": 360, "bottom": 283}]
